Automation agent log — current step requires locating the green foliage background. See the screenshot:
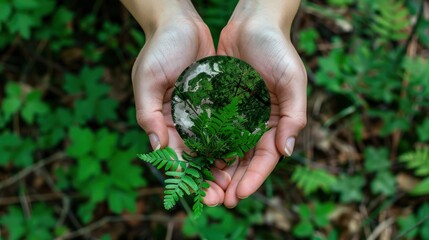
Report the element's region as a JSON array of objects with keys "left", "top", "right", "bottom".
[{"left": 0, "top": 0, "right": 428, "bottom": 239}]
